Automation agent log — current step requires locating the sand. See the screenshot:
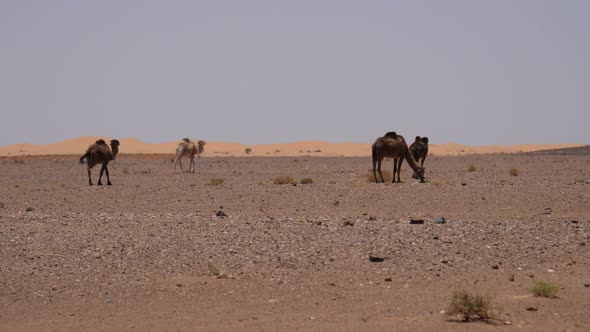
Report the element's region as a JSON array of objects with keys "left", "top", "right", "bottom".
[{"left": 0, "top": 136, "right": 585, "bottom": 157}]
